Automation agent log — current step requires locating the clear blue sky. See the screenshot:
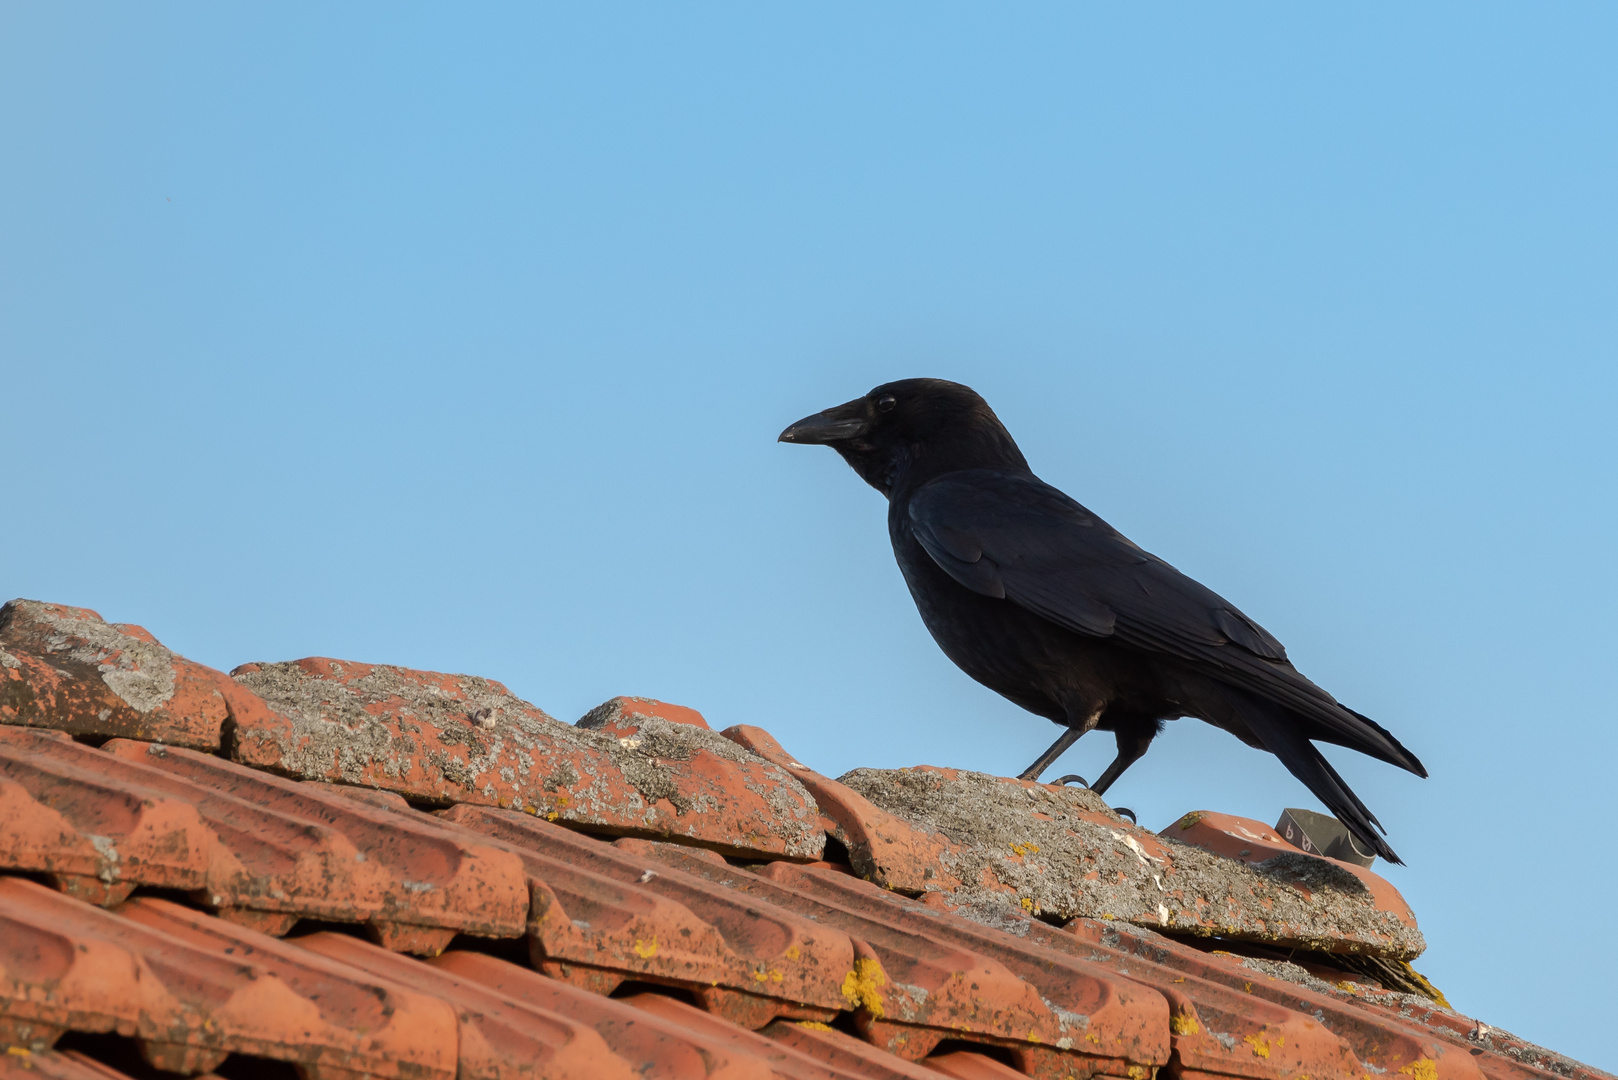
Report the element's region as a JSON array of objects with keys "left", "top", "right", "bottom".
[{"left": 4, "top": 4, "right": 1614, "bottom": 1065}]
